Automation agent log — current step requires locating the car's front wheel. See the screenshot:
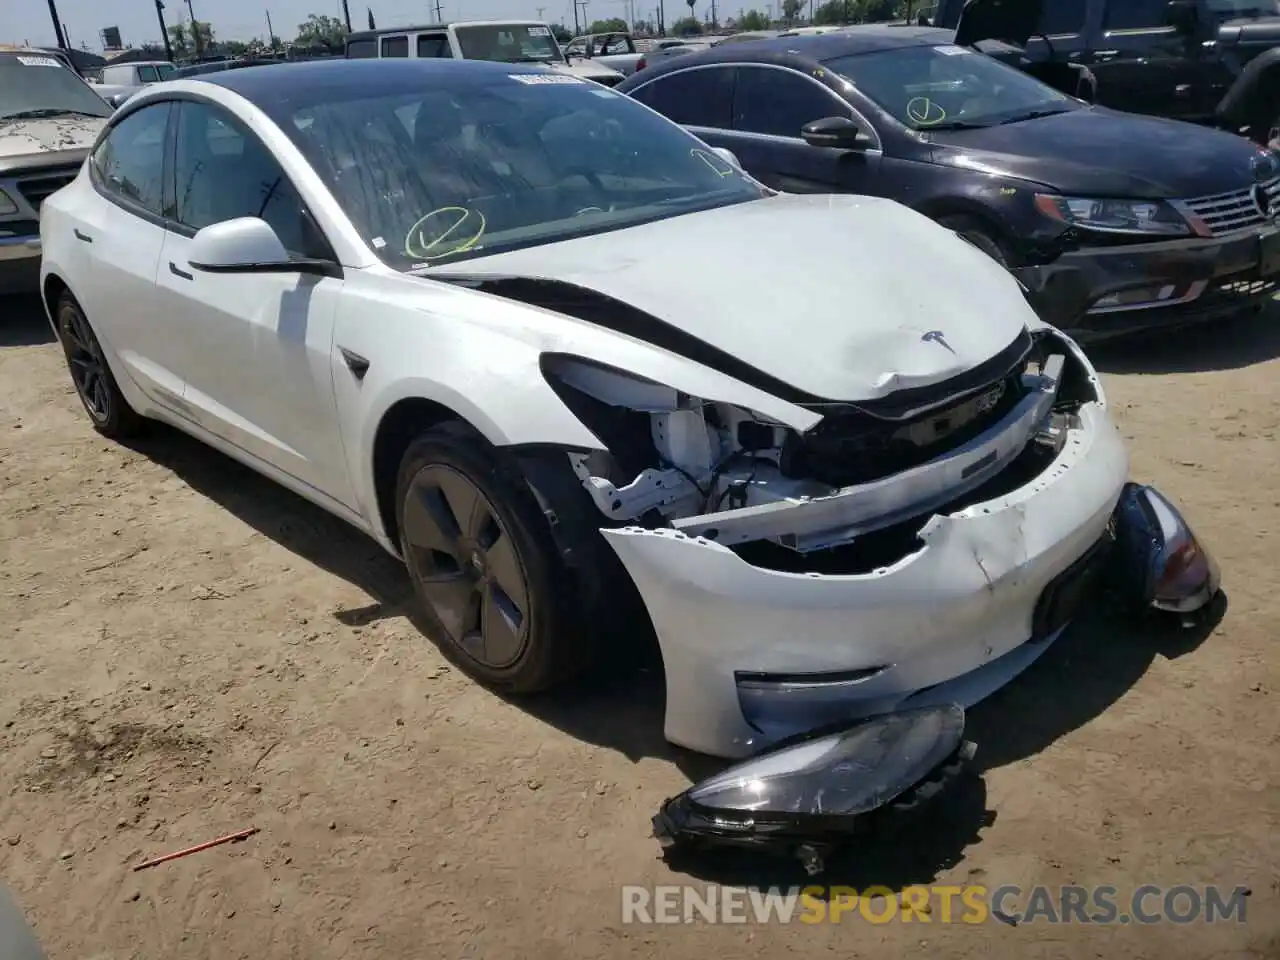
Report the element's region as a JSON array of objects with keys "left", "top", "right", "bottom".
[
  {"left": 395, "top": 421, "right": 584, "bottom": 693},
  {"left": 55, "top": 291, "right": 144, "bottom": 439}
]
